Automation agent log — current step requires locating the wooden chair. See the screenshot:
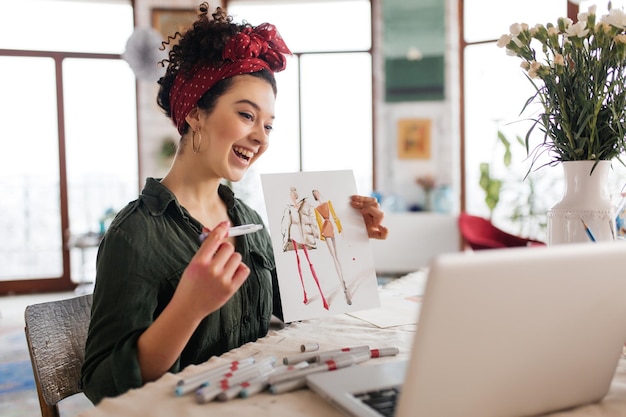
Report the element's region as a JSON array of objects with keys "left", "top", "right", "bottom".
[{"left": 24, "top": 293, "right": 93, "bottom": 417}]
